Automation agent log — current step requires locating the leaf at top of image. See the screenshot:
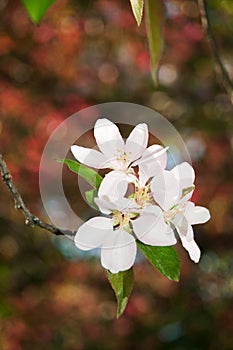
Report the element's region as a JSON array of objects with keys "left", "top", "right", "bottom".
[
  {"left": 130, "top": 0, "right": 144, "bottom": 26},
  {"left": 145, "top": 0, "right": 165, "bottom": 85},
  {"left": 22, "top": 0, "right": 57, "bottom": 24}
]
